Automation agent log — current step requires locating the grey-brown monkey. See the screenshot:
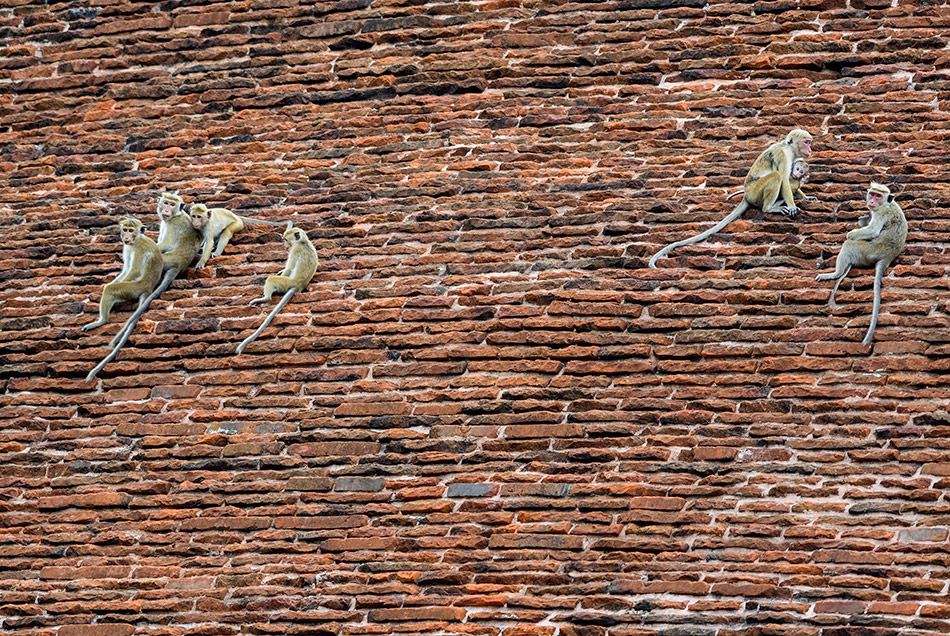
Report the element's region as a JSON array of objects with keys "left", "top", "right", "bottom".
[
  {"left": 236, "top": 223, "right": 318, "bottom": 355},
  {"left": 816, "top": 182, "right": 907, "bottom": 347},
  {"left": 81, "top": 217, "right": 162, "bottom": 333},
  {"left": 649, "top": 129, "right": 813, "bottom": 269},
  {"left": 189, "top": 203, "right": 287, "bottom": 269},
  {"left": 86, "top": 194, "right": 201, "bottom": 380}
]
